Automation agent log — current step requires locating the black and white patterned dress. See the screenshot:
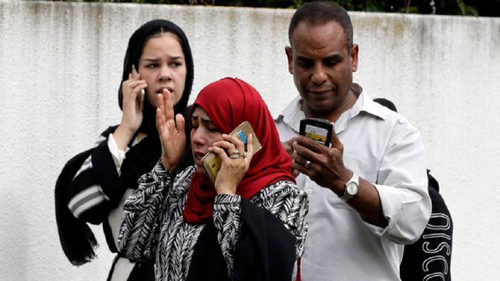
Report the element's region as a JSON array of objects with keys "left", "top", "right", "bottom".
[{"left": 118, "top": 161, "right": 309, "bottom": 281}]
